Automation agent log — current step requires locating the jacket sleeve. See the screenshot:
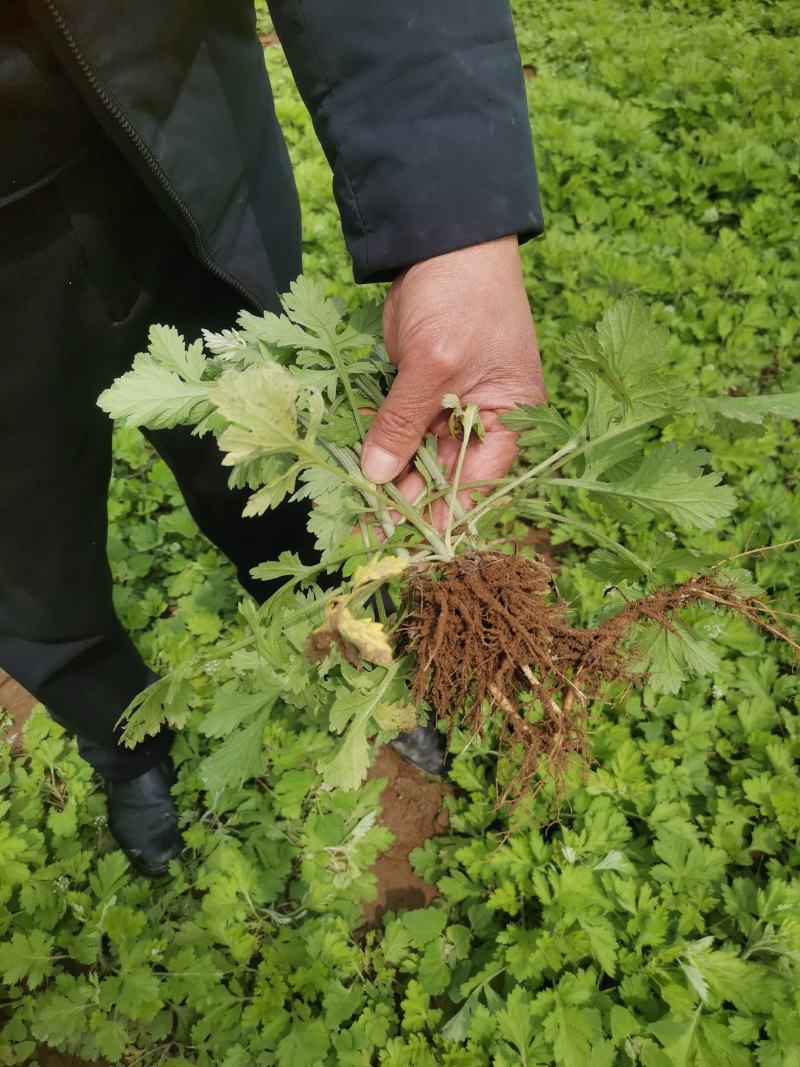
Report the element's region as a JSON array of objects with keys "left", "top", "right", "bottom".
[{"left": 267, "top": 0, "right": 543, "bottom": 283}]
